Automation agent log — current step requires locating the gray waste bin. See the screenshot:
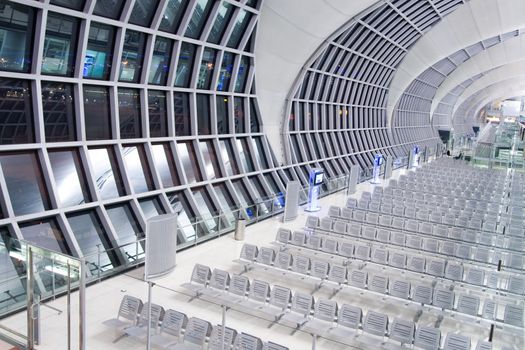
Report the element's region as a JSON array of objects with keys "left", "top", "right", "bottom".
[{"left": 234, "top": 218, "right": 246, "bottom": 240}]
